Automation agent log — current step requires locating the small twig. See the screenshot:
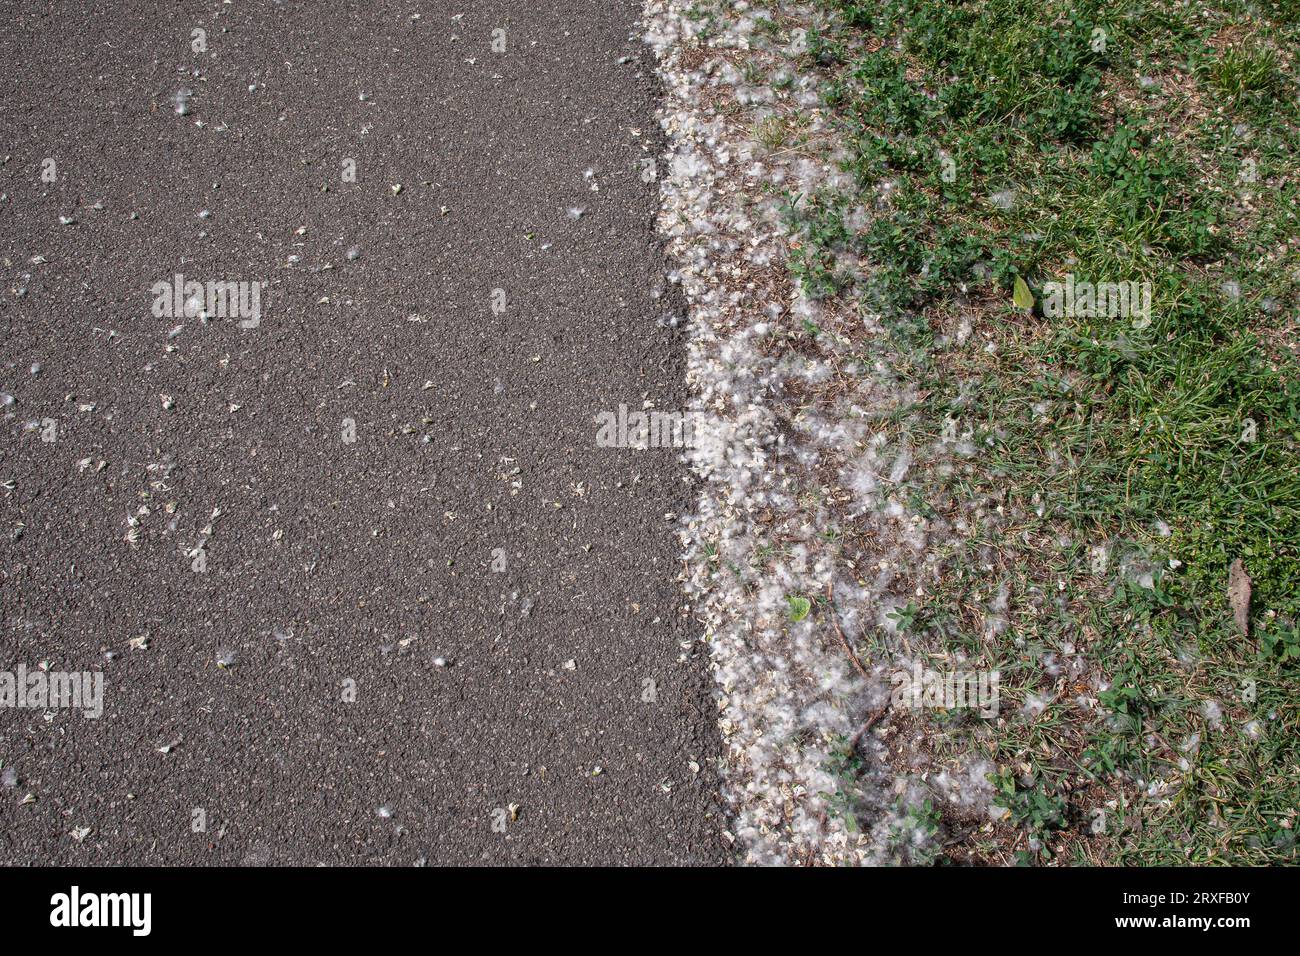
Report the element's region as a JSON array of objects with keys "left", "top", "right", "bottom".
[
  {"left": 942, "top": 825, "right": 976, "bottom": 848},
  {"left": 826, "top": 585, "right": 890, "bottom": 751},
  {"left": 825, "top": 584, "right": 871, "bottom": 681},
  {"left": 848, "top": 708, "right": 887, "bottom": 752}
]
